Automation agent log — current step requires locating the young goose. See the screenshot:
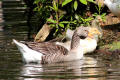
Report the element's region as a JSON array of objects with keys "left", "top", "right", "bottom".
[
  {"left": 56, "top": 27, "right": 101, "bottom": 54},
  {"left": 13, "top": 27, "right": 89, "bottom": 64},
  {"left": 104, "top": 0, "right": 120, "bottom": 17}
]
